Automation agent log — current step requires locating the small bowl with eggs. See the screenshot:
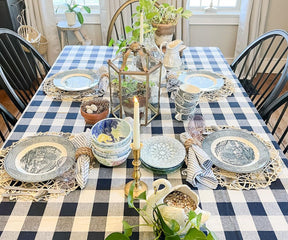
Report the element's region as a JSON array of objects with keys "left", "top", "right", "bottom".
[{"left": 80, "top": 99, "right": 110, "bottom": 125}]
